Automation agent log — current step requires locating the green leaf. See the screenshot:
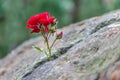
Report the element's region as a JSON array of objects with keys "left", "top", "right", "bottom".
[{"left": 32, "top": 46, "right": 43, "bottom": 52}]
